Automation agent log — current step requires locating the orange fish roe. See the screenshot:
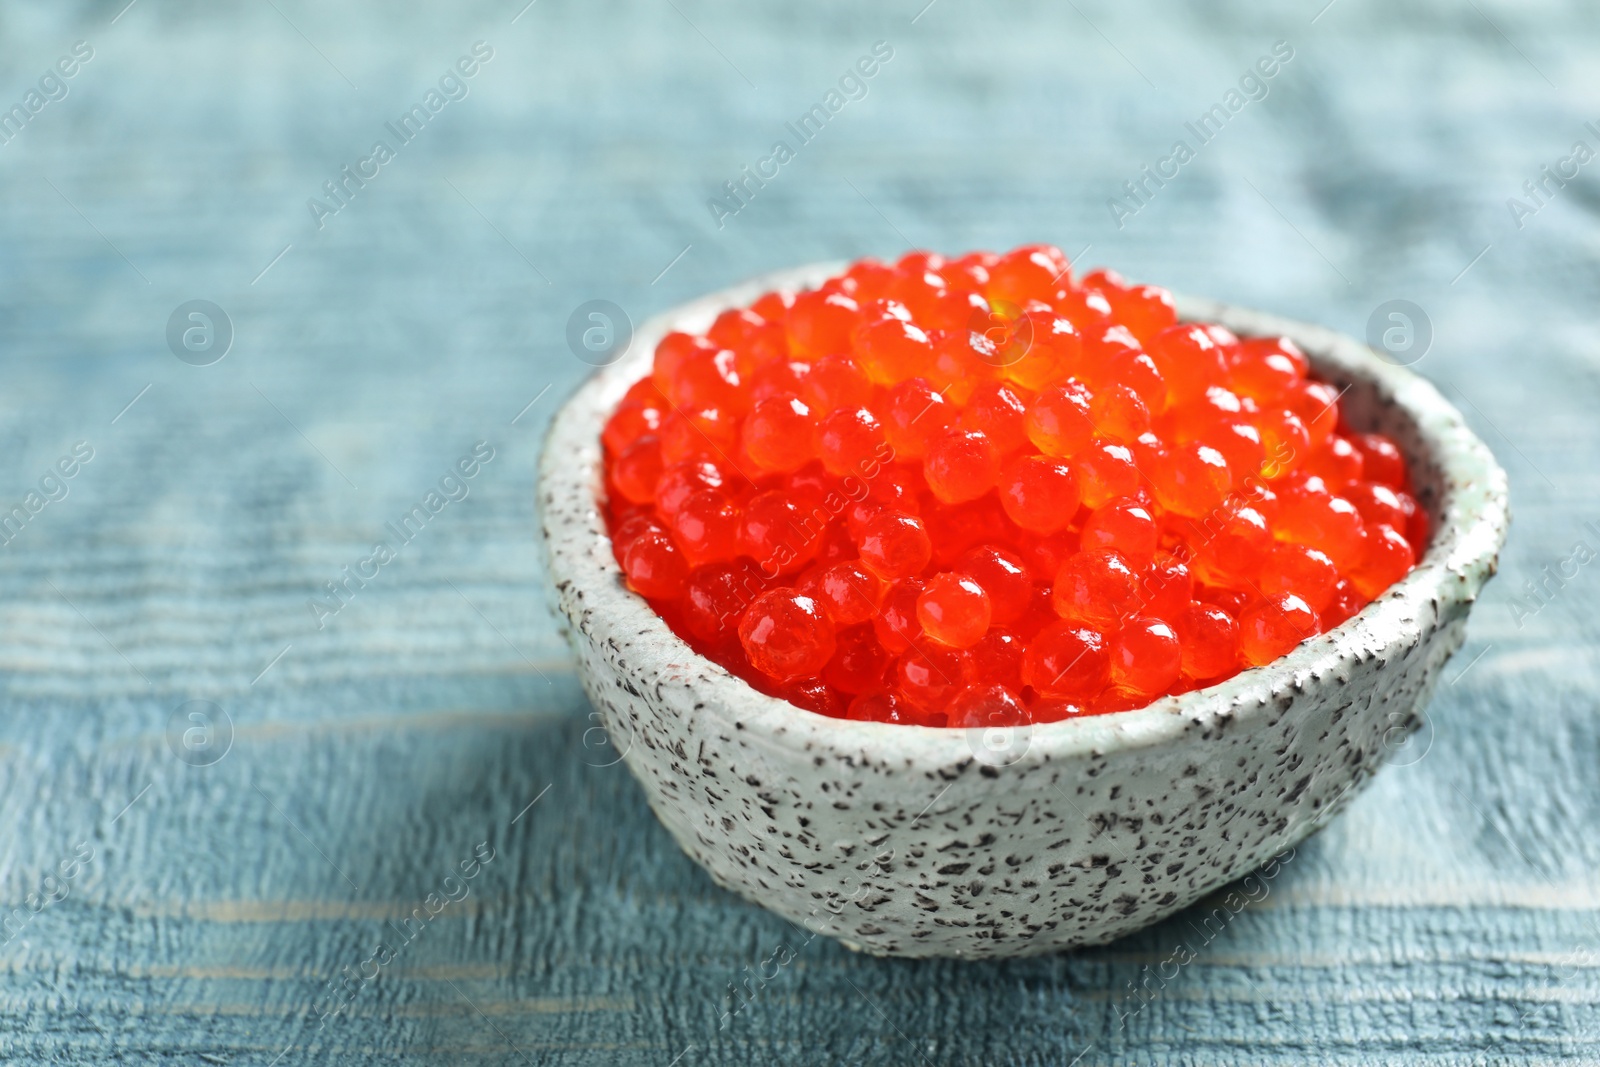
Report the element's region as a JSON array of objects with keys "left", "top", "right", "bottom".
[{"left": 601, "top": 246, "right": 1425, "bottom": 726}]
